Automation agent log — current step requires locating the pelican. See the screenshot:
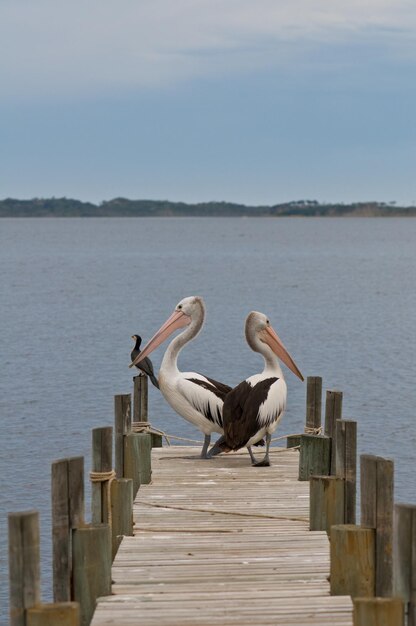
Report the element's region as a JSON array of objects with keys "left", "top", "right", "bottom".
[
  {"left": 210, "top": 311, "right": 304, "bottom": 466},
  {"left": 129, "top": 296, "right": 231, "bottom": 458}
]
